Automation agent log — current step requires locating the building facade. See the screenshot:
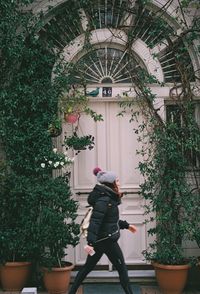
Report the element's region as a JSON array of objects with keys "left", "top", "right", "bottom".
[{"left": 27, "top": 0, "right": 200, "bottom": 271}]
